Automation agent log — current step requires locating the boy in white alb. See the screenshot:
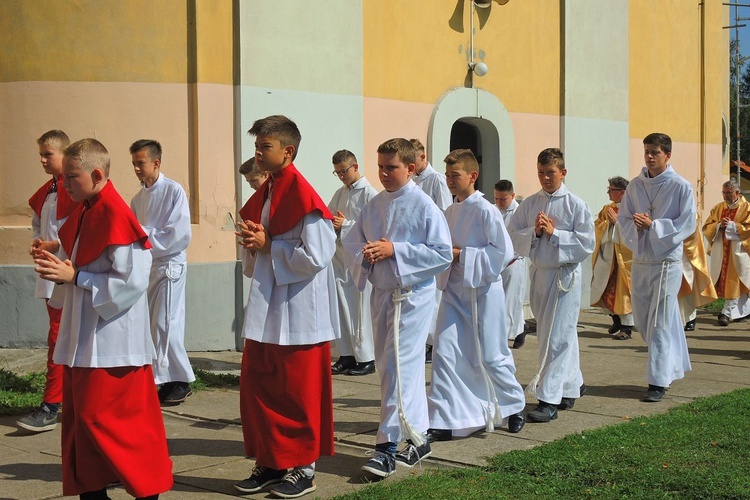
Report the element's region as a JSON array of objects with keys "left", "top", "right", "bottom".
[
  {"left": 130, "top": 139, "right": 195, "bottom": 404},
  {"left": 507, "top": 148, "right": 595, "bottom": 424},
  {"left": 427, "top": 150, "right": 526, "bottom": 443},
  {"left": 328, "top": 149, "right": 378, "bottom": 376},
  {"left": 618, "top": 133, "right": 696, "bottom": 403},
  {"left": 494, "top": 179, "right": 529, "bottom": 349},
  {"left": 344, "top": 138, "right": 452, "bottom": 477}
]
